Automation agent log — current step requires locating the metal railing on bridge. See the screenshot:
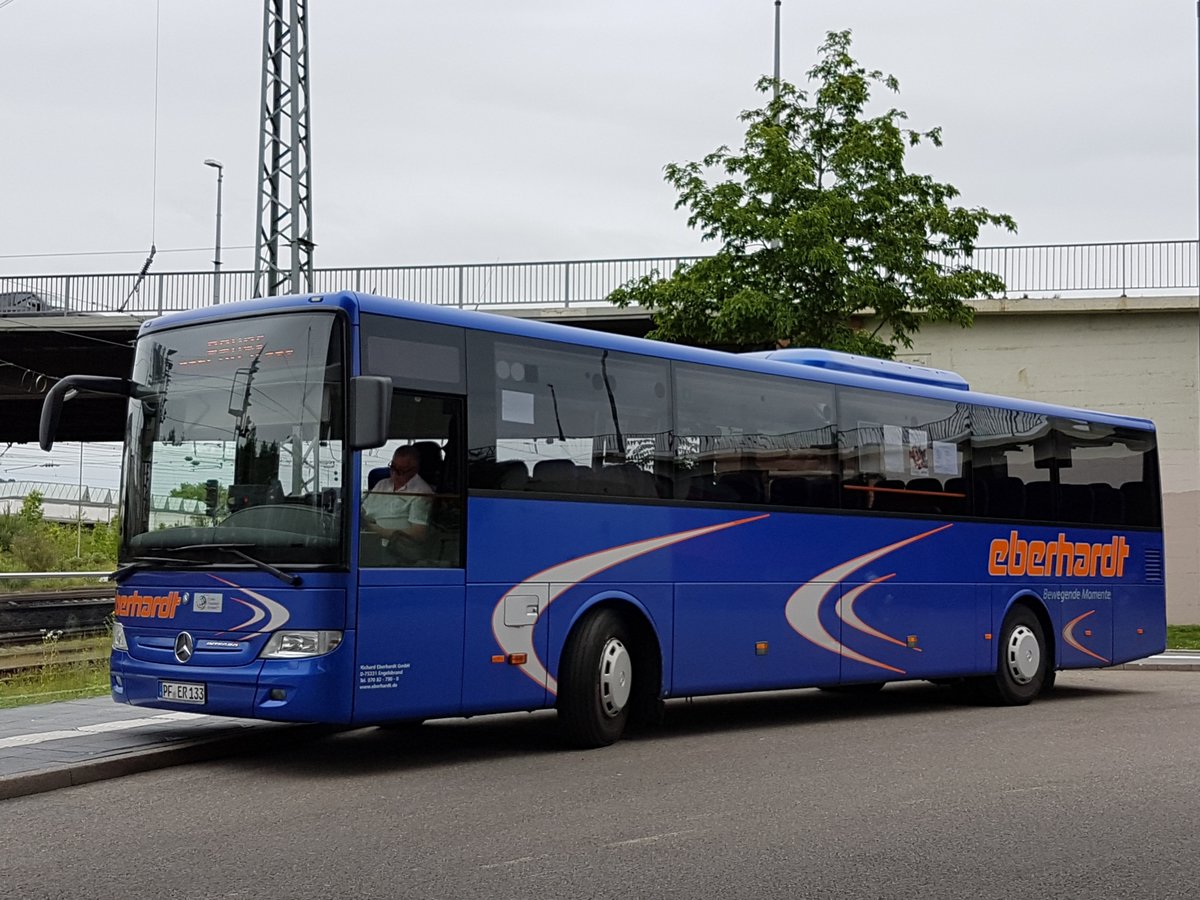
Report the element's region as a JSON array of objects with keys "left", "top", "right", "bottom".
[{"left": 2, "top": 239, "right": 1197, "bottom": 317}]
